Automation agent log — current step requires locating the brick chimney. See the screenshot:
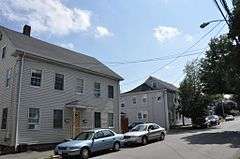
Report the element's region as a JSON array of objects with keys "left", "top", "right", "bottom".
[{"left": 23, "top": 25, "right": 31, "bottom": 36}]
